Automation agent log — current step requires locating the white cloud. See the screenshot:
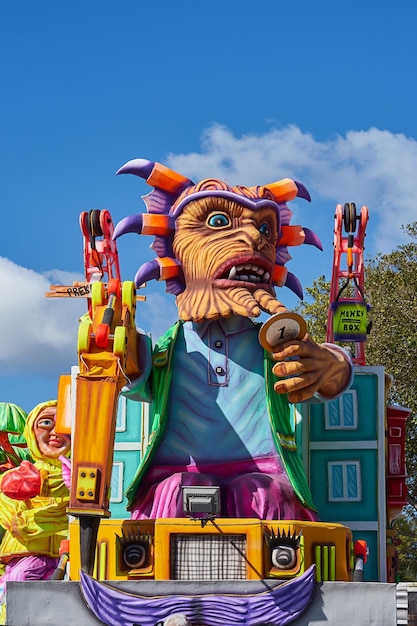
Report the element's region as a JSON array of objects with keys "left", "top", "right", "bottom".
[
  {"left": 0, "top": 257, "right": 85, "bottom": 375},
  {"left": 0, "top": 258, "right": 177, "bottom": 378},
  {"left": 167, "top": 124, "right": 417, "bottom": 252}
]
